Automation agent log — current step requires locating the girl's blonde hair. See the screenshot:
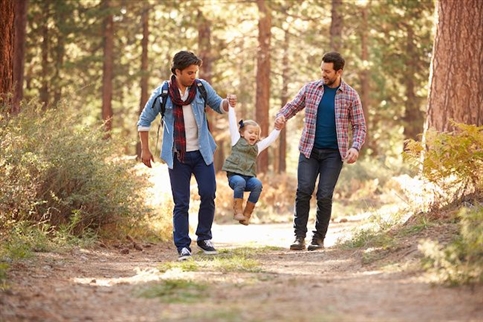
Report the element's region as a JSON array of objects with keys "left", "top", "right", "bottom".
[{"left": 238, "top": 119, "right": 261, "bottom": 134}]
